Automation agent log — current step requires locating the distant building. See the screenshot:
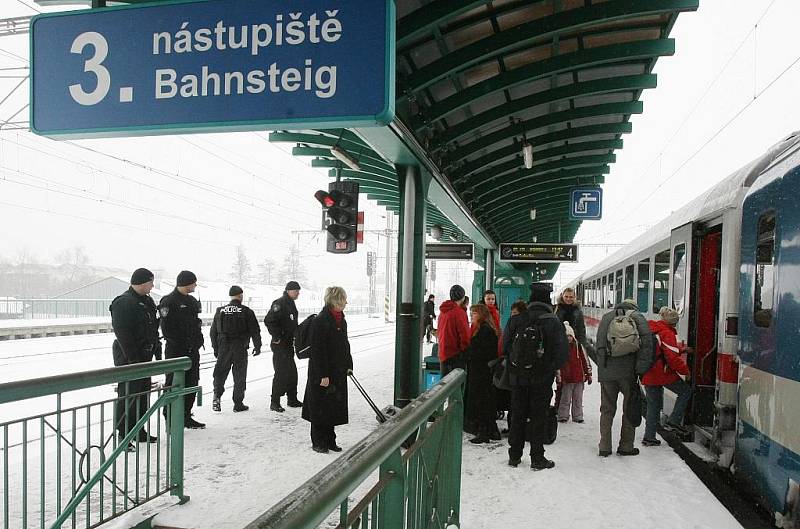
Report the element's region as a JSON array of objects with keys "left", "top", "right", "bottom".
[{"left": 54, "top": 276, "right": 166, "bottom": 303}]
